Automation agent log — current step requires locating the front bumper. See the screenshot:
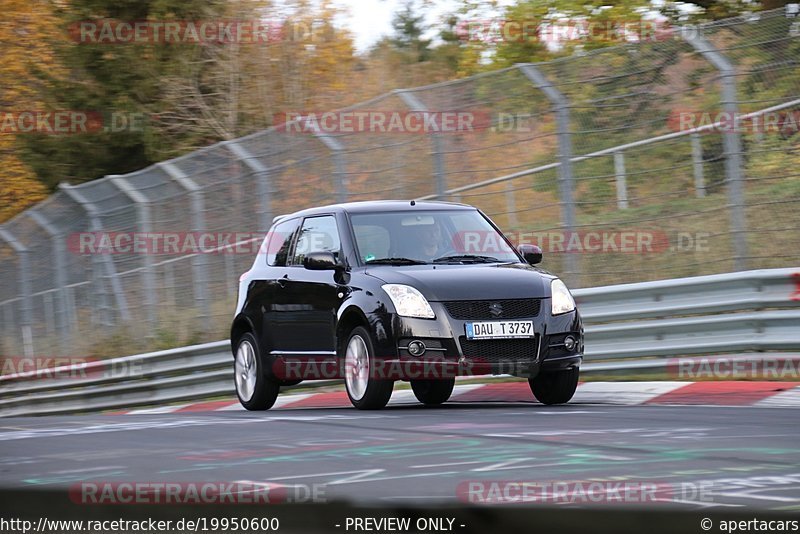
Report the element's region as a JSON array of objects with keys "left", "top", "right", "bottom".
[{"left": 372, "top": 300, "right": 583, "bottom": 379}]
